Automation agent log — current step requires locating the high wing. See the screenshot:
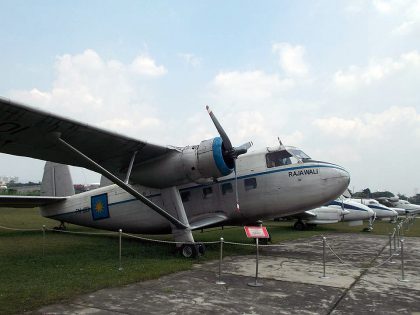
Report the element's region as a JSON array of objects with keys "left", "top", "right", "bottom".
[
  {"left": 0, "top": 97, "right": 174, "bottom": 178},
  {"left": 0, "top": 195, "right": 67, "bottom": 208}
]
